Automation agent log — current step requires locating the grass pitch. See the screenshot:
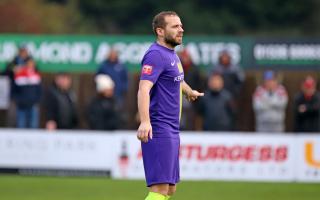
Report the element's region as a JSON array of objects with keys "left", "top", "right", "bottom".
[{"left": 0, "top": 175, "right": 319, "bottom": 200}]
